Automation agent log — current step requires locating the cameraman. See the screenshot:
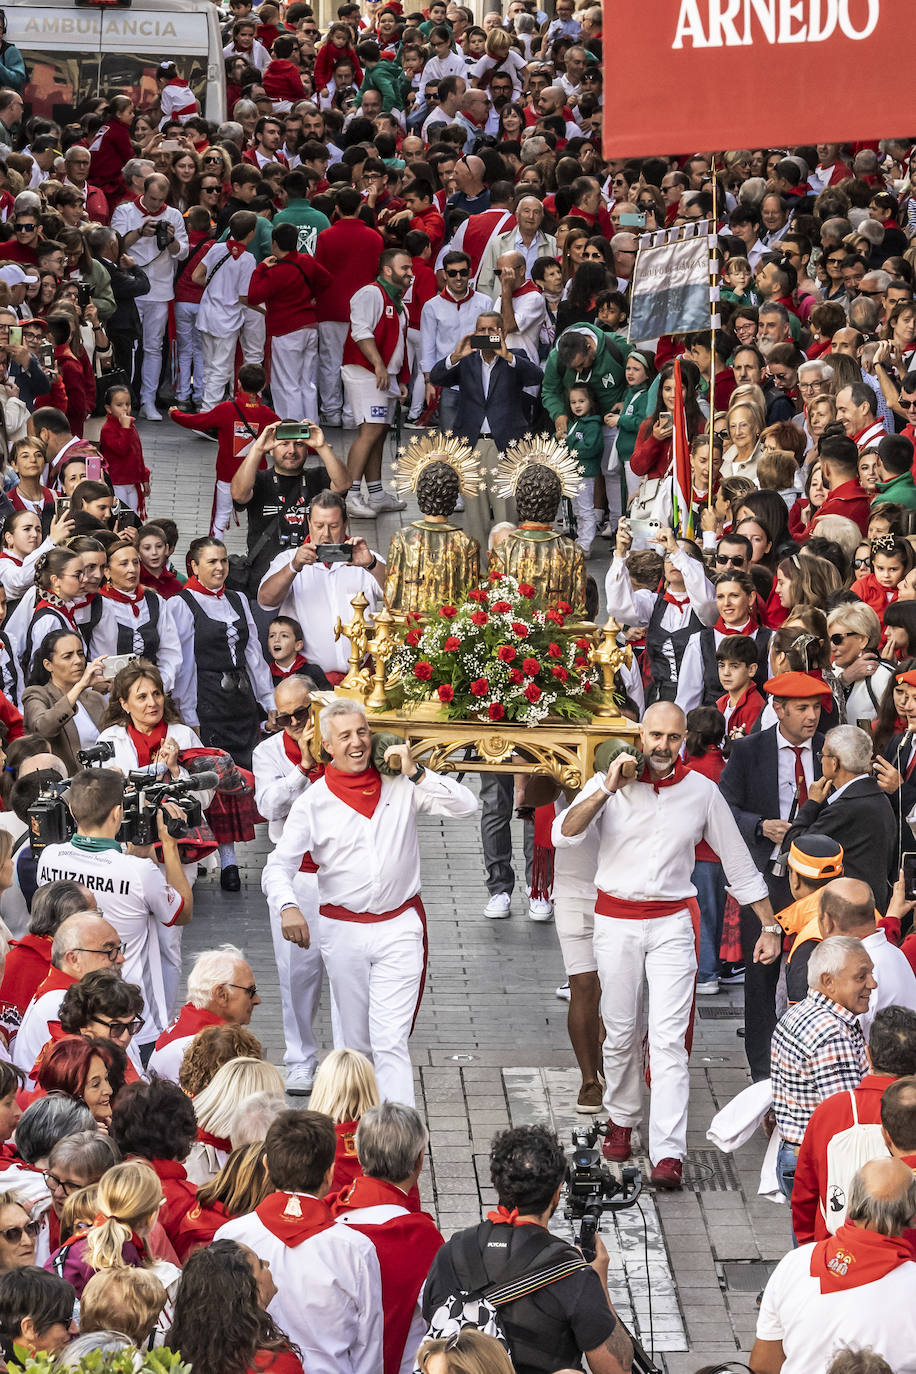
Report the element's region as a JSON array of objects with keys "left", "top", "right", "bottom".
[
  {"left": 35, "top": 768, "right": 193, "bottom": 1059},
  {"left": 256, "top": 491, "right": 384, "bottom": 683},
  {"left": 230, "top": 420, "right": 350, "bottom": 594},
  {"left": 422, "top": 1124, "right": 632, "bottom": 1374}
]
